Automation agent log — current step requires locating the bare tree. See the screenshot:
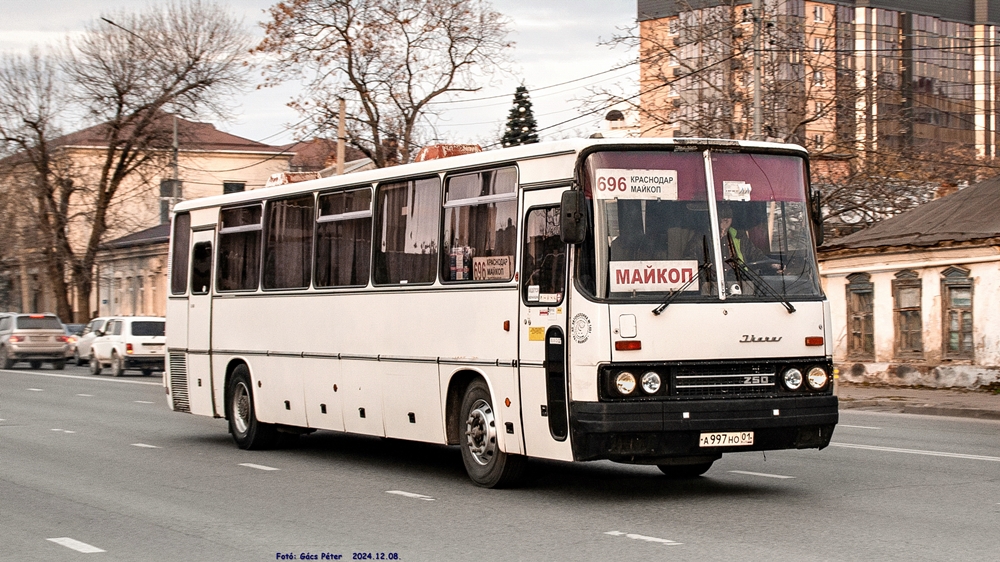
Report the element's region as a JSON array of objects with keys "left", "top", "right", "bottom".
[
  {"left": 0, "top": 1, "right": 250, "bottom": 321},
  {"left": 255, "top": 0, "right": 513, "bottom": 167}
]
